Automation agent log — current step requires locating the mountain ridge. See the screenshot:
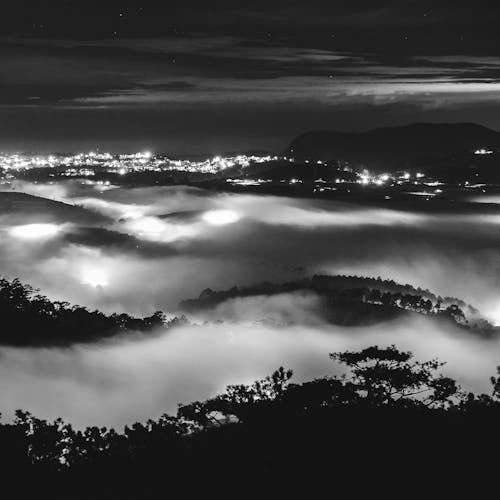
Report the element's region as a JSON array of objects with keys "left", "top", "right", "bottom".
[{"left": 287, "top": 122, "right": 500, "bottom": 170}]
